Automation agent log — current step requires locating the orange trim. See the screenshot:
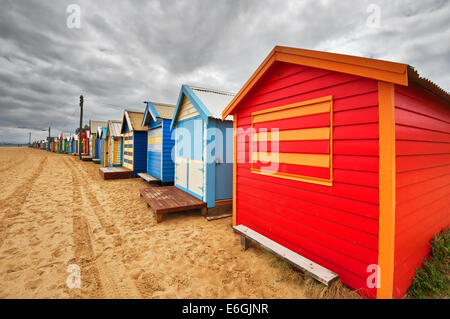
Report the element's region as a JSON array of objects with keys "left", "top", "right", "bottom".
[
  {"left": 222, "top": 46, "right": 409, "bottom": 120},
  {"left": 253, "top": 127, "right": 330, "bottom": 142},
  {"left": 377, "top": 81, "right": 396, "bottom": 299},
  {"left": 232, "top": 115, "right": 237, "bottom": 226}
]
